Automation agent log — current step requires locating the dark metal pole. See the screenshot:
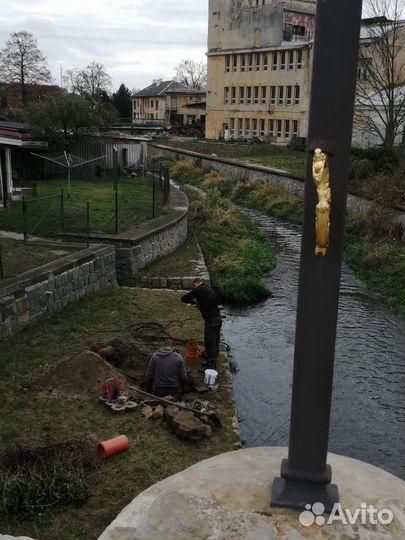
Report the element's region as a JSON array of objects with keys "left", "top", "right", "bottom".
[
  {"left": 115, "top": 190, "right": 118, "bottom": 235},
  {"left": 22, "top": 197, "right": 28, "bottom": 242},
  {"left": 60, "top": 189, "right": 65, "bottom": 232},
  {"left": 271, "top": 0, "right": 363, "bottom": 512},
  {"left": 86, "top": 202, "right": 90, "bottom": 247},
  {"left": 152, "top": 179, "right": 156, "bottom": 218}
]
